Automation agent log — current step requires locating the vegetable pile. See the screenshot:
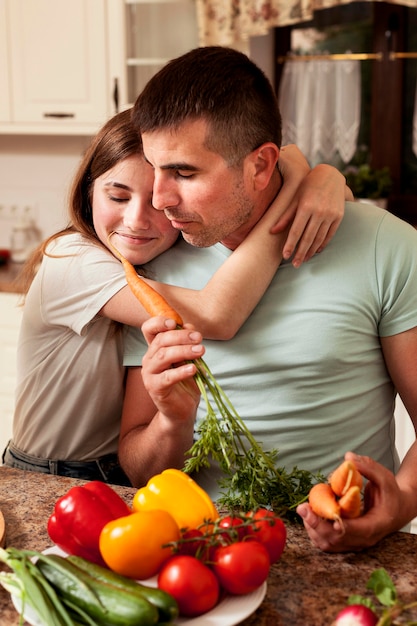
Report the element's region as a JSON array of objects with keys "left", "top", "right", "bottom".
[
  {"left": 108, "top": 235, "right": 321, "bottom": 519},
  {"left": 333, "top": 568, "right": 417, "bottom": 625},
  {"left": 0, "top": 470, "right": 287, "bottom": 623}
]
